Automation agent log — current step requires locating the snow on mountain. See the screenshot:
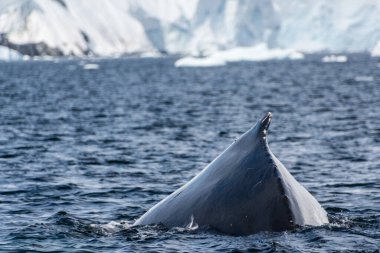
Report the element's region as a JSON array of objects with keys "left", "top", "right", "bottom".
[
  {"left": 0, "top": 0, "right": 380, "bottom": 59},
  {"left": 274, "top": 0, "right": 380, "bottom": 53},
  {"left": 0, "top": 0, "right": 157, "bottom": 56}
]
